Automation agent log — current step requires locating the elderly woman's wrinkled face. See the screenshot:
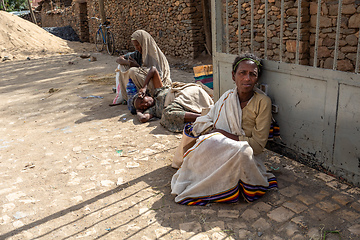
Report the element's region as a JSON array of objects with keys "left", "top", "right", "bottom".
[
  {"left": 135, "top": 96, "right": 155, "bottom": 111},
  {"left": 131, "top": 40, "right": 142, "bottom": 54},
  {"left": 232, "top": 60, "right": 259, "bottom": 95}
]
